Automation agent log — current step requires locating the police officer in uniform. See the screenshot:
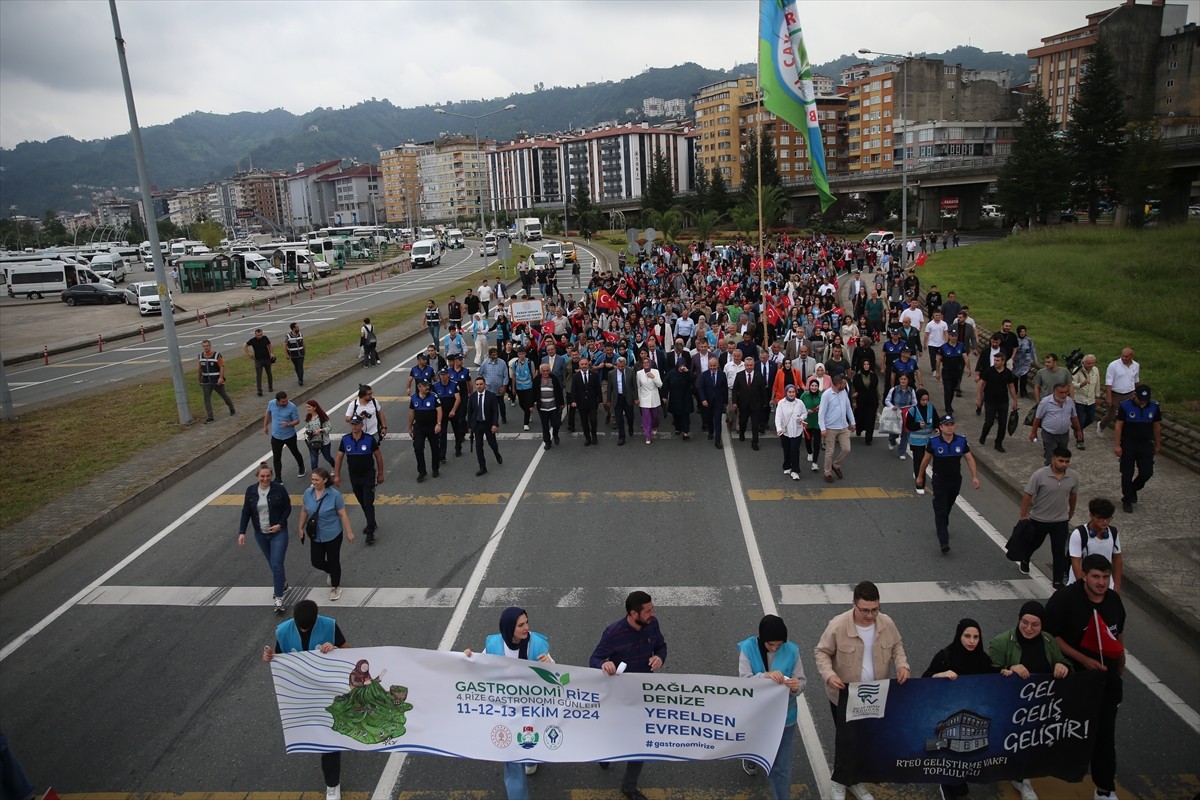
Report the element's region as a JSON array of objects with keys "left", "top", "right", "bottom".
[
  {"left": 448, "top": 353, "right": 472, "bottom": 458},
  {"left": 409, "top": 380, "right": 442, "bottom": 482},
  {"left": 333, "top": 415, "right": 384, "bottom": 545},
  {"left": 890, "top": 344, "right": 921, "bottom": 390},
  {"left": 935, "top": 329, "right": 967, "bottom": 415},
  {"left": 1113, "top": 384, "right": 1162, "bottom": 514},
  {"left": 406, "top": 352, "right": 435, "bottom": 397},
  {"left": 197, "top": 339, "right": 235, "bottom": 423},
  {"left": 431, "top": 368, "right": 460, "bottom": 467},
  {"left": 915, "top": 415, "right": 980, "bottom": 554},
  {"left": 882, "top": 327, "right": 906, "bottom": 388}
]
